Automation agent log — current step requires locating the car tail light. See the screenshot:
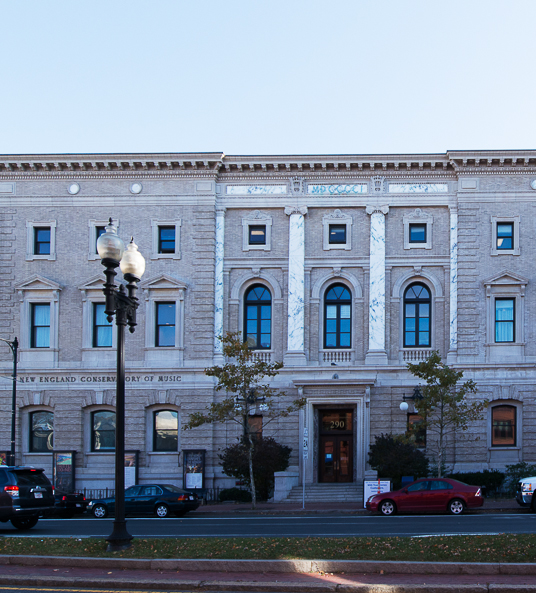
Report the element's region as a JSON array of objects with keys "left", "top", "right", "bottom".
[
  {"left": 177, "top": 495, "right": 189, "bottom": 501},
  {"left": 62, "top": 496, "right": 68, "bottom": 501},
  {"left": 475, "top": 488, "right": 482, "bottom": 497},
  {"left": 4, "top": 485, "right": 19, "bottom": 498},
  {"left": 52, "top": 486, "right": 55, "bottom": 494}
]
